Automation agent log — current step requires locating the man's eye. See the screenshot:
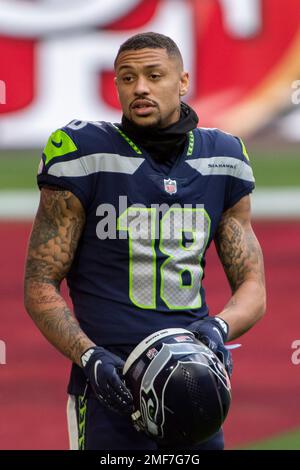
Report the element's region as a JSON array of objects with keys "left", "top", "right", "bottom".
[
  {"left": 123, "top": 76, "right": 134, "bottom": 82},
  {"left": 150, "top": 74, "right": 160, "bottom": 80}
]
